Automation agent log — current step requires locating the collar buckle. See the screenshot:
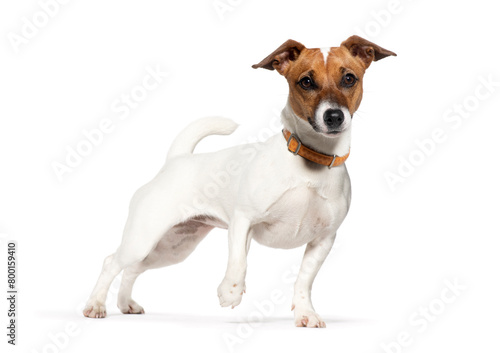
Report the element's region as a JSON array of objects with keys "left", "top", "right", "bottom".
[
  {"left": 328, "top": 155, "right": 337, "bottom": 169},
  {"left": 286, "top": 133, "right": 302, "bottom": 155}
]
